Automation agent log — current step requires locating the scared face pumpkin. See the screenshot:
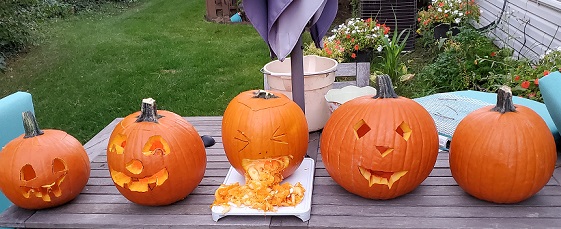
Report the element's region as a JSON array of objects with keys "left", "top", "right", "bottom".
[
  {"left": 320, "top": 75, "right": 439, "bottom": 199},
  {"left": 106, "top": 99, "right": 206, "bottom": 206},
  {"left": 222, "top": 90, "right": 308, "bottom": 179},
  {"left": 0, "top": 111, "right": 90, "bottom": 210}
]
